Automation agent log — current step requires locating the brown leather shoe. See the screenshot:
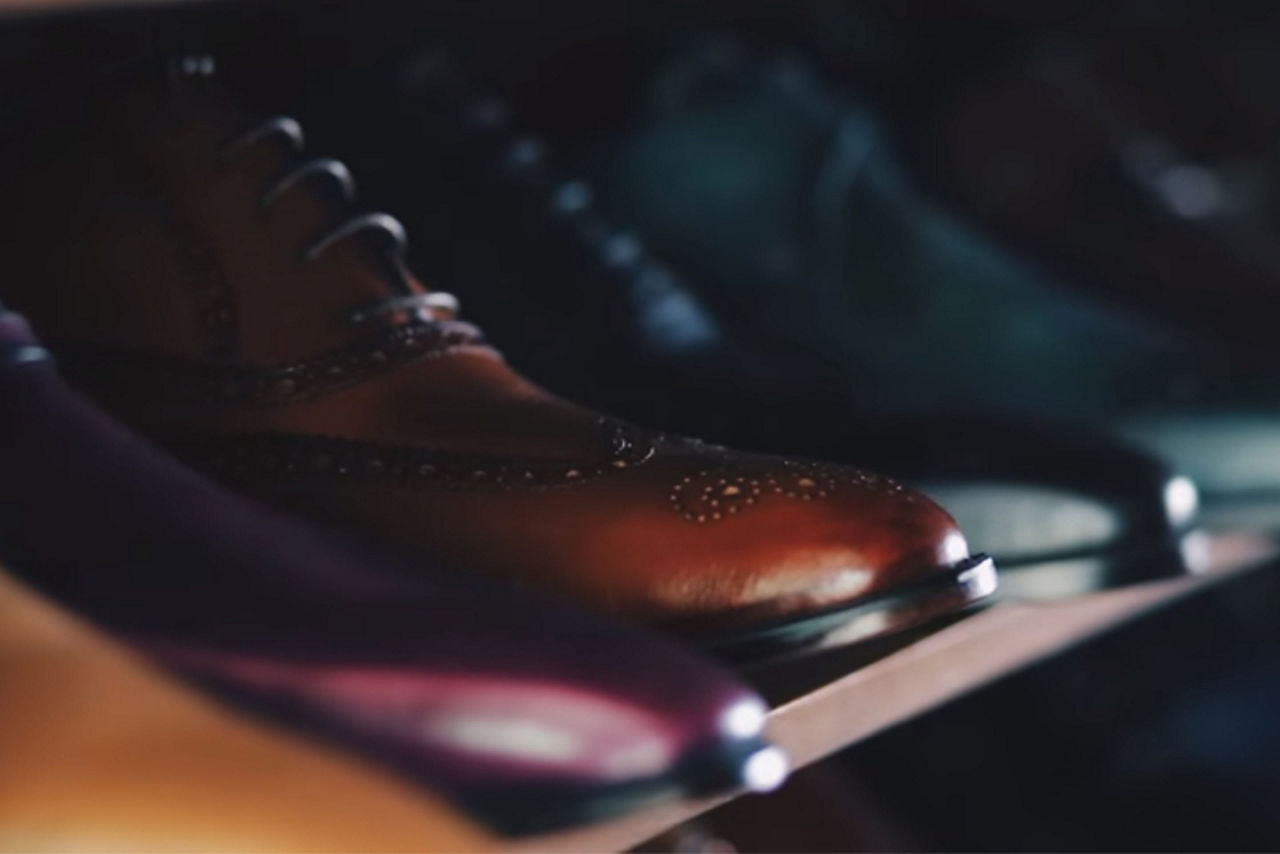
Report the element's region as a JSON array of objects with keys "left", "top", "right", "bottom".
[
  {"left": 0, "top": 563, "right": 492, "bottom": 853},
  {"left": 0, "top": 63, "right": 993, "bottom": 657}
]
